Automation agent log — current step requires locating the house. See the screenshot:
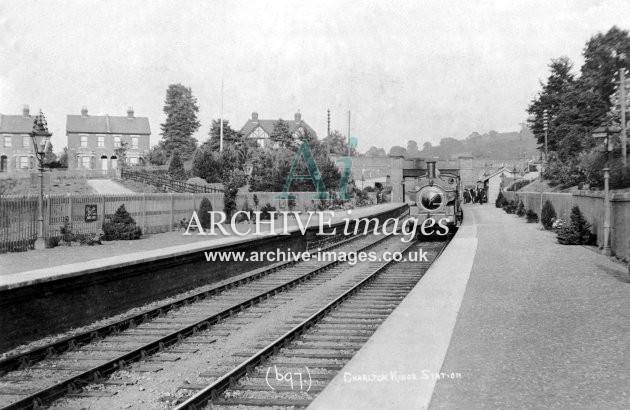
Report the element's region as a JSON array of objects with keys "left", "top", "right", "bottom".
[
  {"left": 66, "top": 107, "right": 150, "bottom": 170},
  {"left": 239, "top": 112, "right": 317, "bottom": 148},
  {"left": 0, "top": 105, "right": 38, "bottom": 173},
  {"left": 480, "top": 167, "right": 517, "bottom": 204}
]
